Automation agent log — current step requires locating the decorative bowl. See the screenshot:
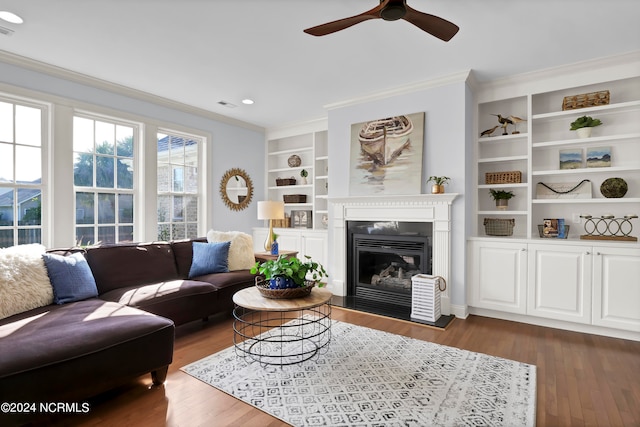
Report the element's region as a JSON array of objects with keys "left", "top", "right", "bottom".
[
  {"left": 255, "top": 277, "right": 316, "bottom": 299},
  {"left": 600, "top": 177, "right": 628, "bottom": 198}
]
